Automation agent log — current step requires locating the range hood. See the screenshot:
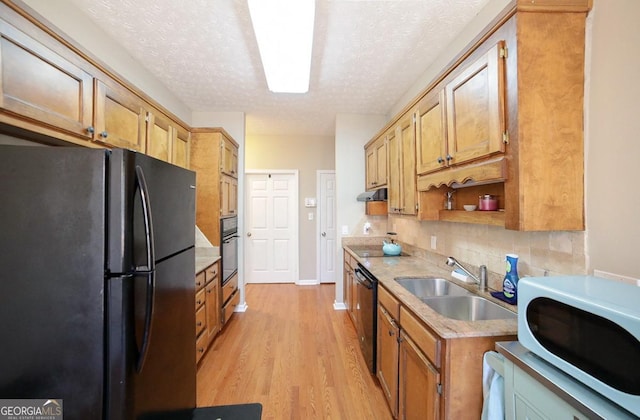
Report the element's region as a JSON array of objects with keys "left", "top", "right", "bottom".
[{"left": 357, "top": 188, "right": 387, "bottom": 202}]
